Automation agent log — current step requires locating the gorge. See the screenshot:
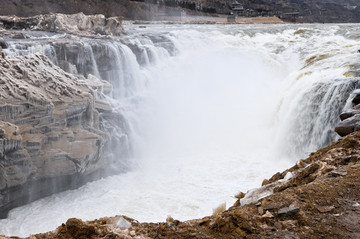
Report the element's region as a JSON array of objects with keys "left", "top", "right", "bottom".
[{"left": 1, "top": 13, "right": 360, "bottom": 238}]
